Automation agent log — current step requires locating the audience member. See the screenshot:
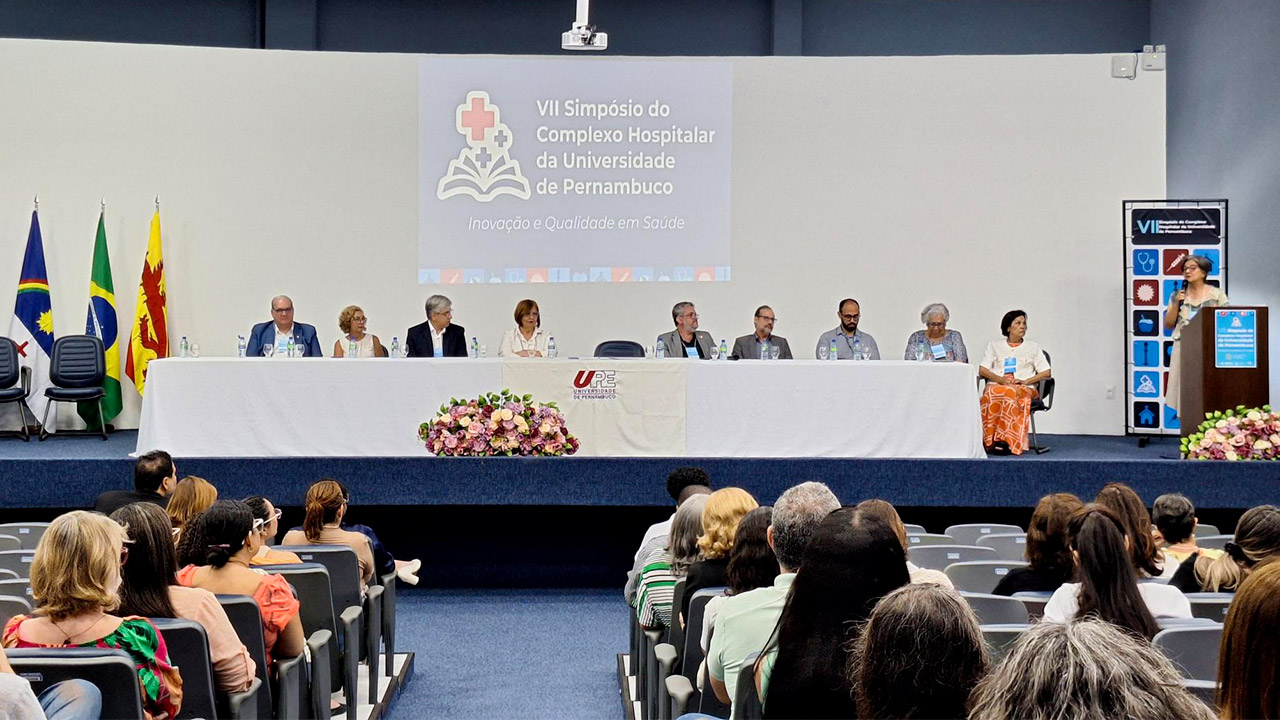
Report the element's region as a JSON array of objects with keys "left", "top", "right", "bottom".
[
  {"left": 1152, "top": 492, "right": 1222, "bottom": 564},
  {"left": 757, "top": 506, "right": 909, "bottom": 718},
  {"left": 635, "top": 494, "right": 709, "bottom": 630},
  {"left": 815, "top": 298, "right": 881, "bottom": 360},
  {"left": 1042, "top": 504, "right": 1189, "bottom": 637},
  {"left": 854, "top": 498, "right": 953, "bottom": 588},
  {"left": 707, "top": 482, "right": 840, "bottom": 713},
  {"left": 1171, "top": 504, "right": 1280, "bottom": 594},
  {"left": 850, "top": 583, "right": 988, "bottom": 720},
  {"left": 701, "top": 507, "right": 778, "bottom": 654},
  {"left": 903, "top": 302, "right": 968, "bottom": 362},
  {"left": 658, "top": 301, "right": 714, "bottom": 359},
  {"left": 243, "top": 496, "right": 302, "bottom": 566},
  {"left": 1, "top": 645, "right": 103, "bottom": 720},
  {"left": 332, "top": 305, "right": 386, "bottom": 357},
  {"left": 992, "top": 492, "right": 1083, "bottom": 595},
  {"left": 245, "top": 295, "right": 322, "bottom": 357},
  {"left": 498, "top": 299, "right": 549, "bottom": 357},
  {"left": 2, "top": 511, "right": 182, "bottom": 719},
  {"left": 174, "top": 500, "right": 304, "bottom": 666},
  {"left": 625, "top": 467, "right": 712, "bottom": 603},
  {"left": 1217, "top": 560, "right": 1280, "bottom": 719},
  {"left": 332, "top": 480, "right": 420, "bottom": 584},
  {"left": 406, "top": 294, "right": 466, "bottom": 358},
  {"left": 166, "top": 476, "right": 217, "bottom": 544},
  {"left": 1095, "top": 482, "right": 1172, "bottom": 577},
  {"left": 976, "top": 309, "right": 1051, "bottom": 454},
  {"left": 281, "top": 479, "right": 376, "bottom": 590},
  {"left": 91, "top": 449, "right": 176, "bottom": 515},
  {"left": 110, "top": 502, "right": 255, "bottom": 694},
  {"left": 730, "top": 305, "right": 793, "bottom": 360},
  {"left": 679, "top": 488, "right": 758, "bottom": 626},
  {"left": 968, "top": 619, "right": 1216, "bottom": 720}
]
